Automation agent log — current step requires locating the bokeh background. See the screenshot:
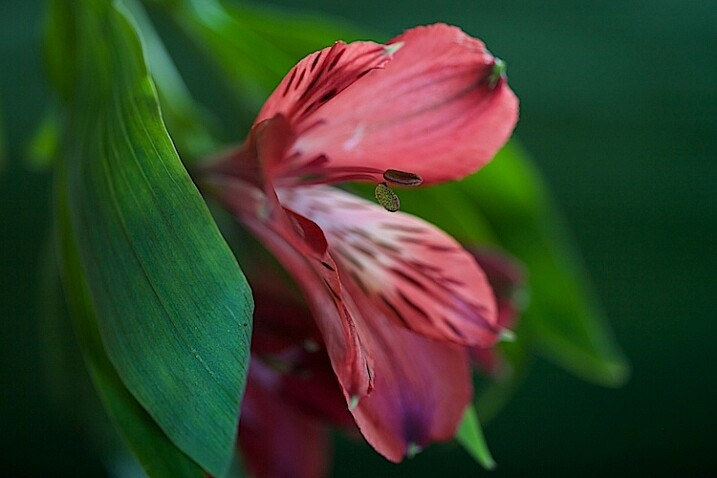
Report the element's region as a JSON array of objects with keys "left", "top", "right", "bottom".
[{"left": 1, "top": 0, "right": 715, "bottom": 476}]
